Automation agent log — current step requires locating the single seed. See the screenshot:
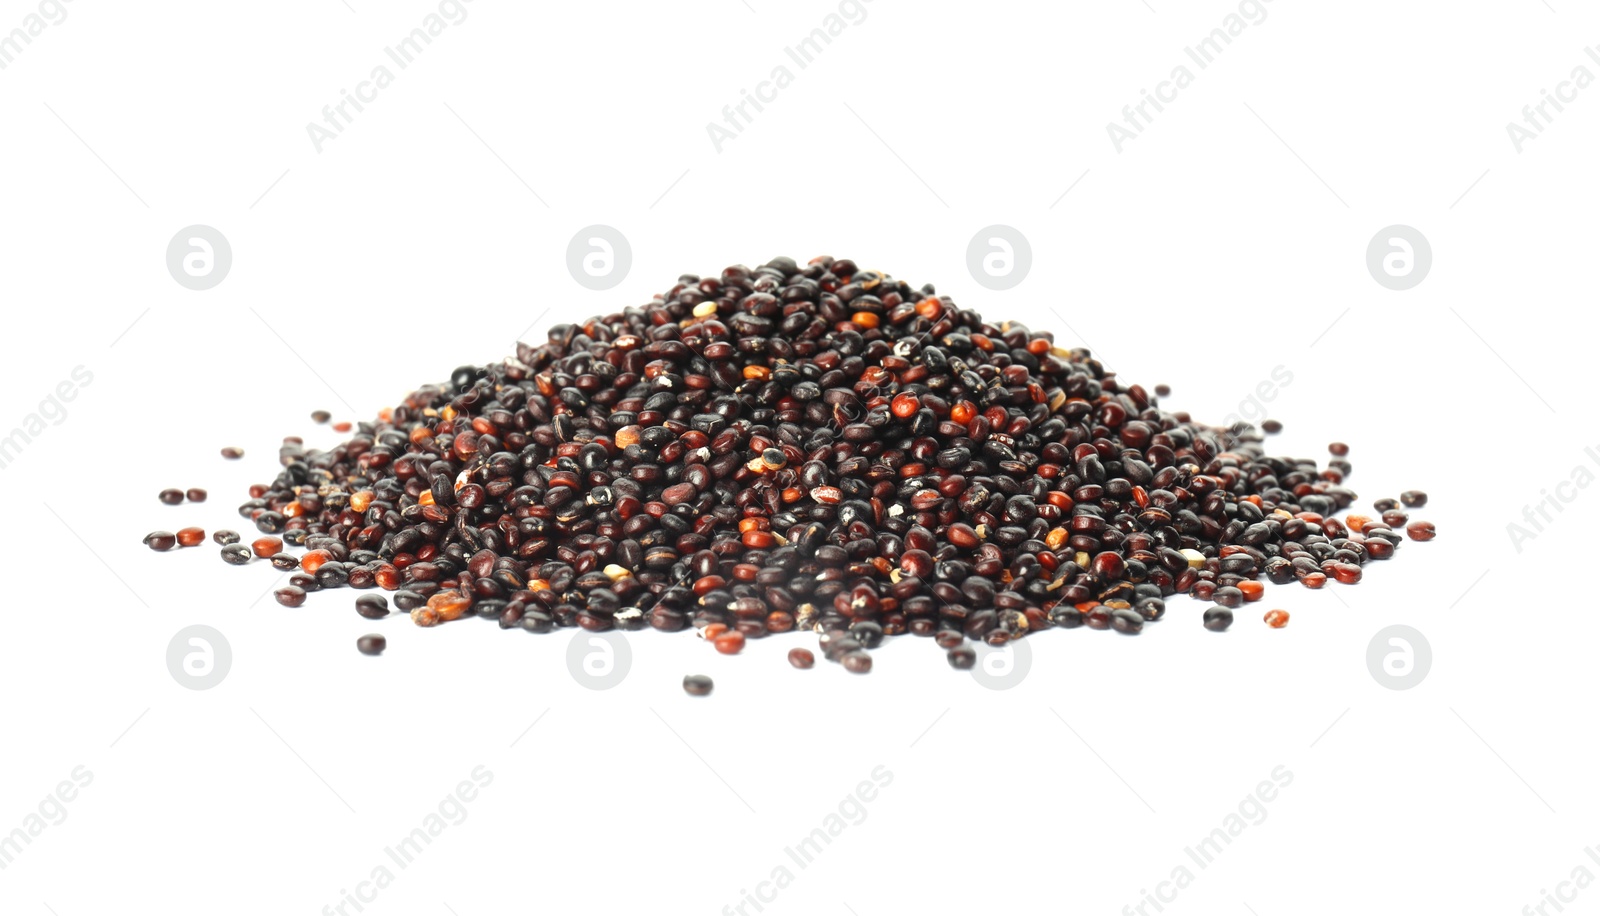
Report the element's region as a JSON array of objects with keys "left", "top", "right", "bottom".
[
  {"left": 176, "top": 527, "right": 206, "bottom": 547},
  {"left": 311, "top": 410, "right": 331, "bottom": 423},
  {"left": 1154, "top": 384, "right": 1171, "bottom": 397},
  {"left": 356, "top": 595, "right": 390, "bottom": 619},
  {"left": 275, "top": 586, "right": 307, "bottom": 608},
  {"left": 1400, "top": 490, "right": 1428, "bottom": 508},
  {"left": 144, "top": 530, "right": 177, "bottom": 551},
  {"left": 1203, "top": 606, "right": 1233, "bottom": 631},
  {"left": 1111, "top": 607, "right": 1144, "bottom": 634},
  {"left": 220, "top": 544, "right": 252, "bottom": 565},
  {"left": 158, "top": 489, "right": 184, "bottom": 505},
  {"left": 213, "top": 529, "right": 240, "bottom": 545},
  {"left": 947, "top": 646, "right": 976, "bottom": 669},
  {"left": 1261, "top": 419, "right": 1283, "bottom": 433},
  {"left": 788, "top": 648, "right": 815, "bottom": 669},
  {"left": 251, "top": 536, "right": 283, "bottom": 558},
  {"left": 683, "top": 674, "right": 714, "bottom": 696},
  {"left": 1328, "top": 442, "right": 1349, "bottom": 456},
  {"left": 1405, "top": 520, "right": 1436, "bottom": 542},
  {"left": 713, "top": 631, "right": 745, "bottom": 655},
  {"left": 220, "top": 447, "right": 244, "bottom": 459},
  {"left": 357, "top": 634, "right": 386, "bottom": 656},
  {"left": 841, "top": 651, "right": 872, "bottom": 674},
  {"left": 1263, "top": 609, "right": 1289, "bottom": 628}
]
